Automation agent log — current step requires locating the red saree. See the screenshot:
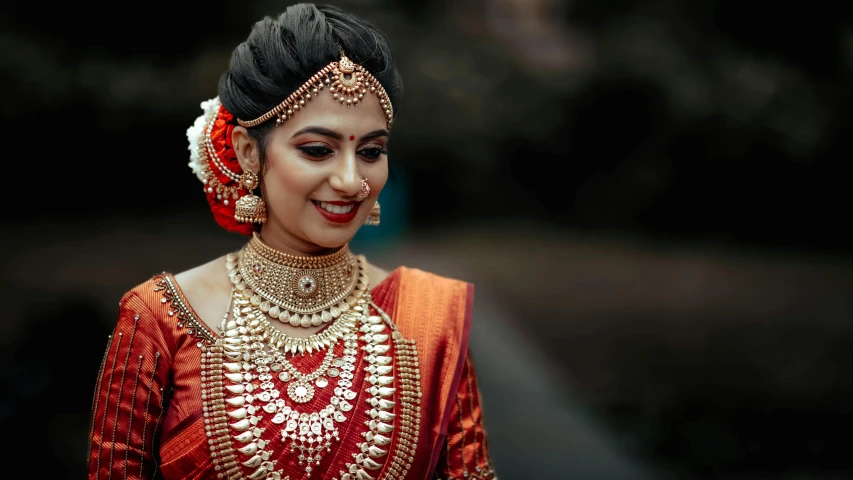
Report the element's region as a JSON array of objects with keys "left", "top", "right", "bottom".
[{"left": 88, "top": 266, "right": 496, "bottom": 479}]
